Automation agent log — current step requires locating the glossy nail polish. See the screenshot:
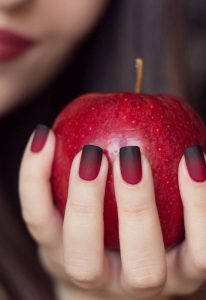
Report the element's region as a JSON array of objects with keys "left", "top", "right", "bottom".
[
  {"left": 31, "top": 124, "right": 49, "bottom": 153},
  {"left": 79, "top": 145, "right": 103, "bottom": 181},
  {"left": 120, "top": 146, "right": 142, "bottom": 184},
  {"left": 184, "top": 145, "right": 206, "bottom": 182}
]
